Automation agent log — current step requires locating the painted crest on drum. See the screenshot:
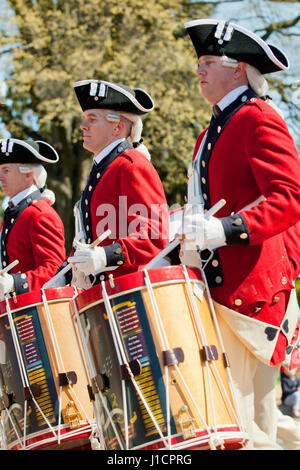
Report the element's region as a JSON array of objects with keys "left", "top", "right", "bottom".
[
  {"left": 0, "top": 306, "right": 58, "bottom": 446},
  {"left": 81, "top": 289, "right": 174, "bottom": 449}
]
